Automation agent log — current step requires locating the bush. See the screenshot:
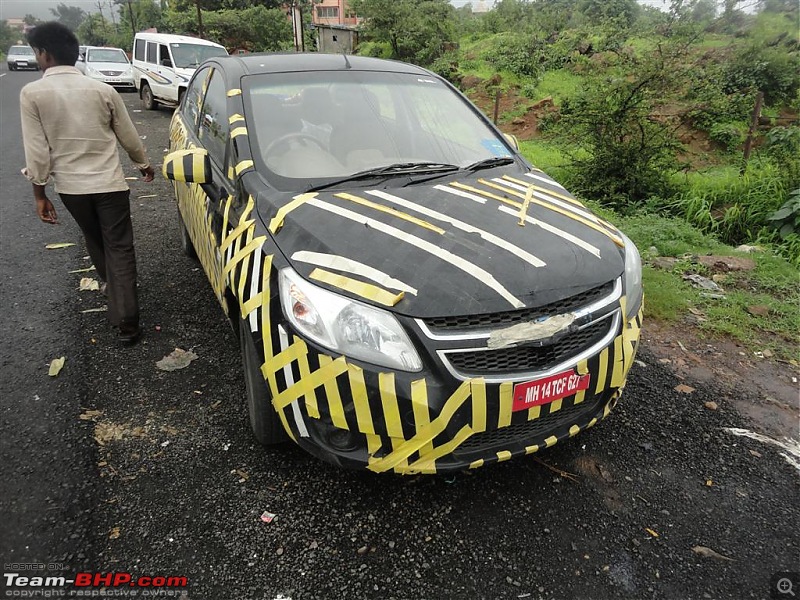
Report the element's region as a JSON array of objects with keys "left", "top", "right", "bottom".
[
  {"left": 722, "top": 43, "right": 800, "bottom": 105},
  {"left": 708, "top": 121, "right": 747, "bottom": 152},
  {"left": 479, "top": 32, "right": 544, "bottom": 78}
]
